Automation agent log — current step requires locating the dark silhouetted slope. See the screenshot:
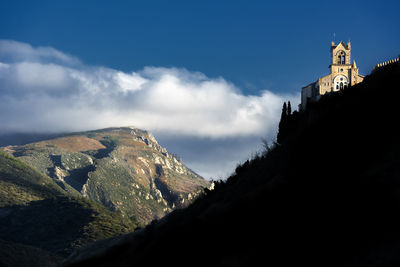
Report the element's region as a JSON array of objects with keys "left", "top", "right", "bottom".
[
  {"left": 65, "top": 62, "right": 400, "bottom": 266},
  {"left": 0, "top": 239, "right": 61, "bottom": 267}
]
